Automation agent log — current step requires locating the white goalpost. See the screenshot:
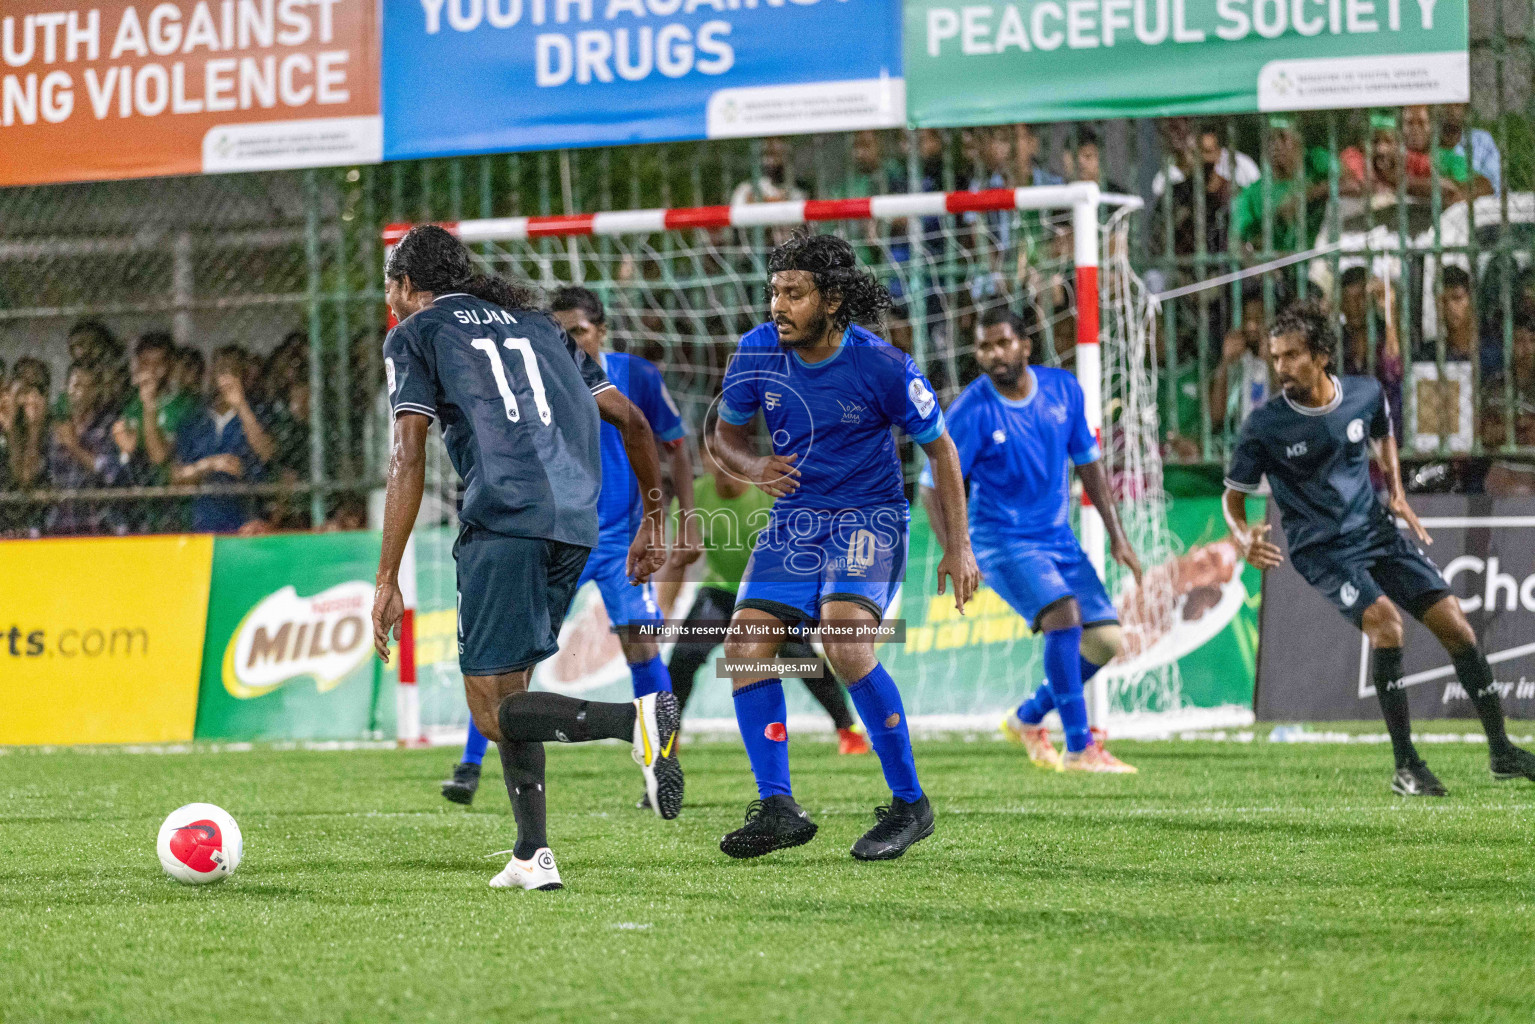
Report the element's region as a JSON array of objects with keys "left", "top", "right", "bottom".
[{"left": 387, "top": 182, "right": 1199, "bottom": 738}]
